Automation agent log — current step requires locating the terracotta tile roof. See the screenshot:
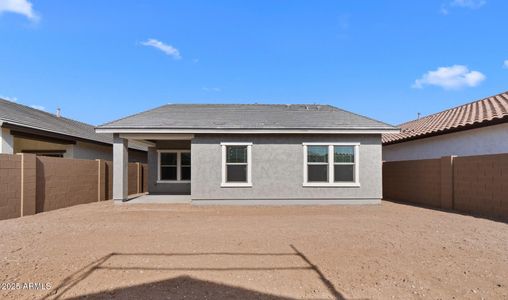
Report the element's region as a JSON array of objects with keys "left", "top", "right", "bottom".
[{"left": 382, "top": 91, "right": 508, "bottom": 145}]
